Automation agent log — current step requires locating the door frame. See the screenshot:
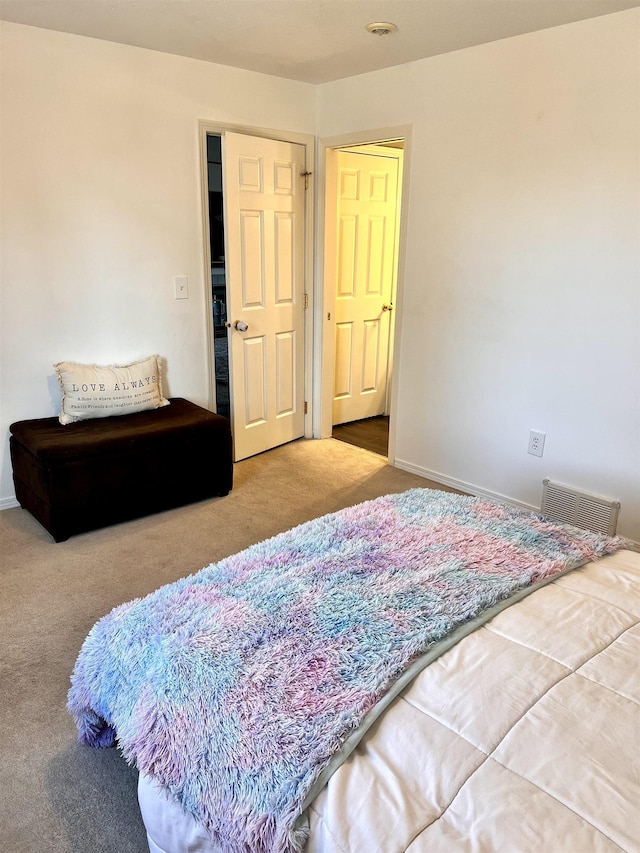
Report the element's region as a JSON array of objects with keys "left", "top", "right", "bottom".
[
  {"left": 198, "top": 121, "right": 315, "bottom": 439},
  {"left": 315, "top": 125, "right": 412, "bottom": 465}
]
